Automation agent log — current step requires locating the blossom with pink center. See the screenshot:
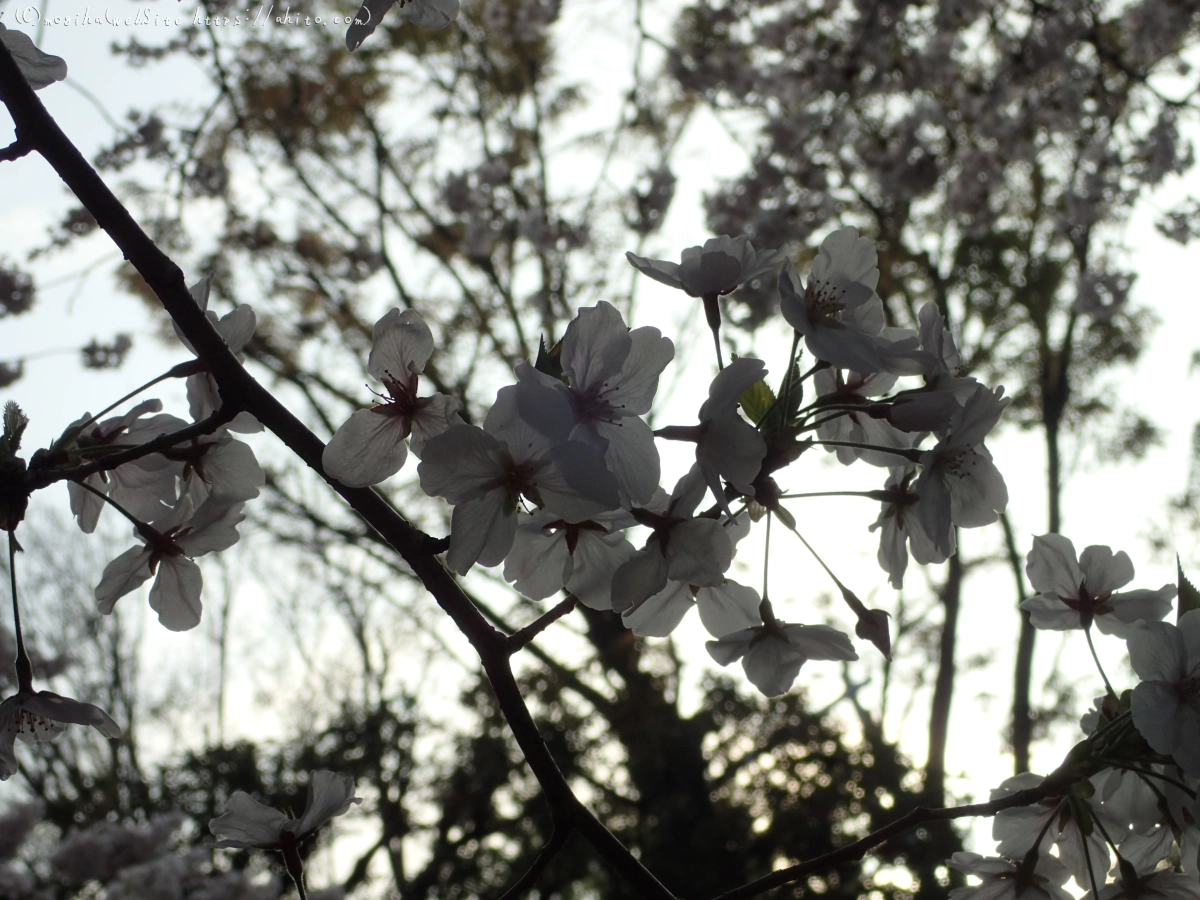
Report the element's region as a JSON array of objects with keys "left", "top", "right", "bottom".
[
  {"left": 419, "top": 385, "right": 619, "bottom": 575},
  {"left": 322, "top": 308, "right": 462, "bottom": 488},
  {"left": 915, "top": 383, "right": 1010, "bottom": 558},
  {"left": 706, "top": 611, "right": 857, "bottom": 698},
  {"left": 779, "top": 226, "right": 887, "bottom": 373},
  {"left": 1021, "top": 534, "right": 1174, "bottom": 635},
  {"left": 0, "top": 688, "right": 121, "bottom": 780},
  {"left": 210, "top": 770, "right": 361, "bottom": 849},
  {"left": 94, "top": 497, "right": 245, "bottom": 632},
  {"left": 514, "top": 301, "right": 673, "bottom": 505}
]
